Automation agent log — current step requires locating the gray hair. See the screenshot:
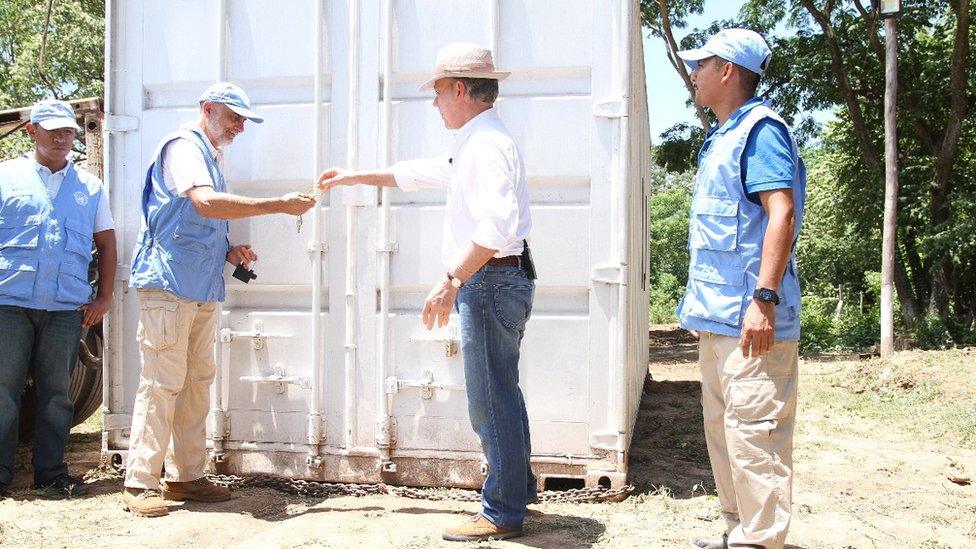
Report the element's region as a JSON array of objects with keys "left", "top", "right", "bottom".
[{"left": 456, "top": 77, "right": 499, "bottom": 104}]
